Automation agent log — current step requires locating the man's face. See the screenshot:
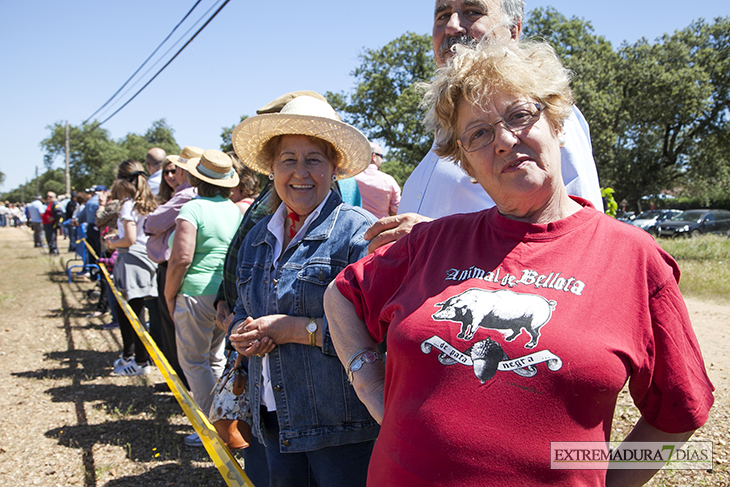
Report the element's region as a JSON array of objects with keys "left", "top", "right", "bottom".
[{"left": 432, "top": 0, "right": 517, "bottom": 67}]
